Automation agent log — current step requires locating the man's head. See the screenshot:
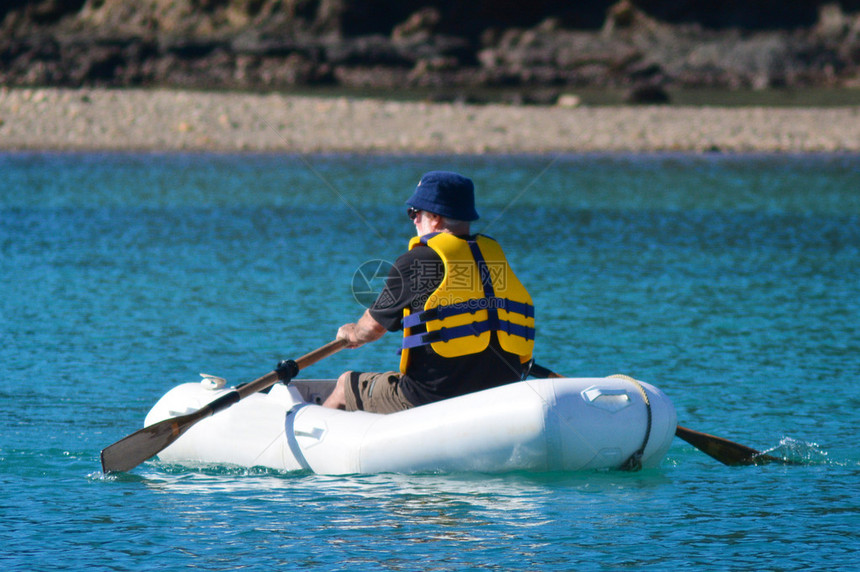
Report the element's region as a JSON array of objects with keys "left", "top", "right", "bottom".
[
  {"left": 405, "top": 171, "right": 478, "bottom": 235},
  {"left": 406, "top": 171, "right": 479, "bottom": 222}
]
